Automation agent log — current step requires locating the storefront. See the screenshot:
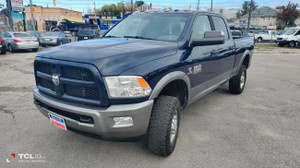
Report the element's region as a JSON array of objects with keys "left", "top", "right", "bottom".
[{"left": 0, "top": 0, "right": 10, "bottom": 33}]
